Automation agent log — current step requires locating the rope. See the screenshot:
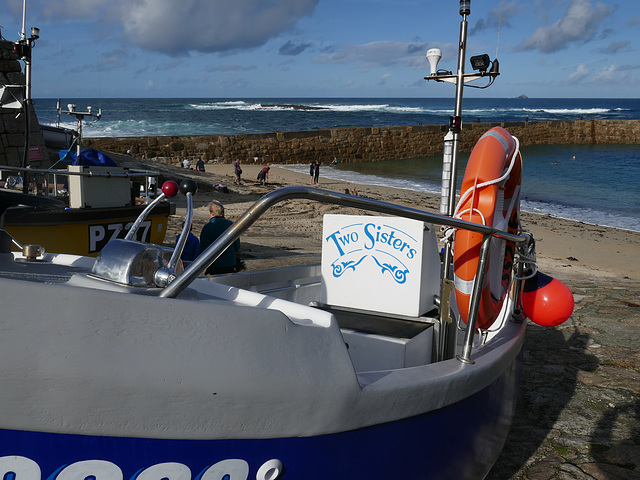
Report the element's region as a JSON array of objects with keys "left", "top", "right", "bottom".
[
  {"left": 96, "top": 50, "right": 103, "bottom": 114},
  {"left": 441, "top": 135, "right": 521, "bottom": 249},
  {"left": 496, "top": 0, "right": 504, "bottom": 59}
]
